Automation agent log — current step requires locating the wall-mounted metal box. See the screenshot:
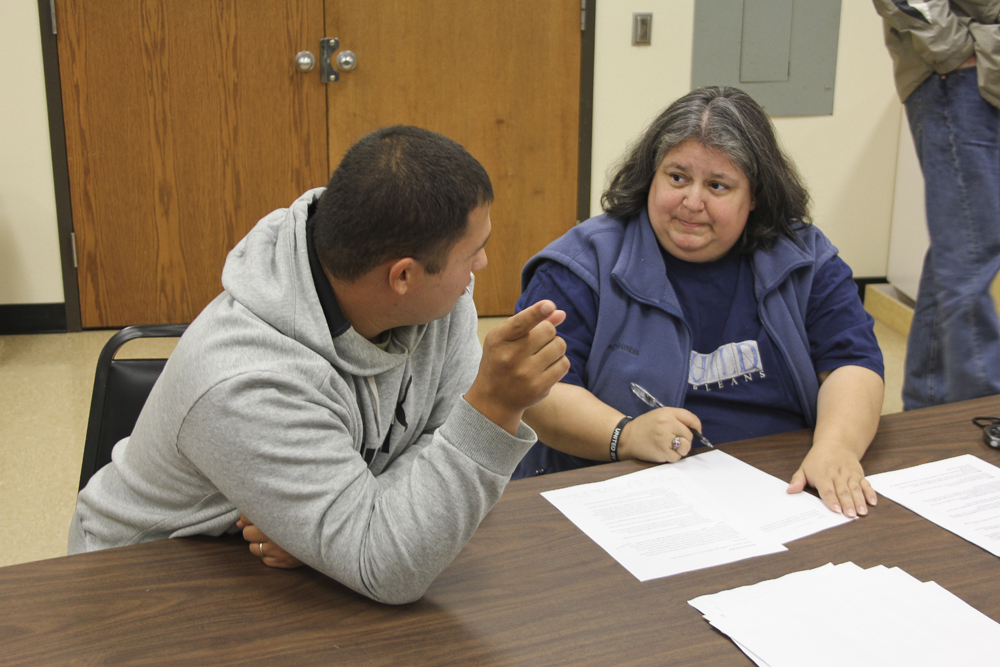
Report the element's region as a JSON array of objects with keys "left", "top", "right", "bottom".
[{"left": 691, "top": 0, "right": 842, "bottom": 116}]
